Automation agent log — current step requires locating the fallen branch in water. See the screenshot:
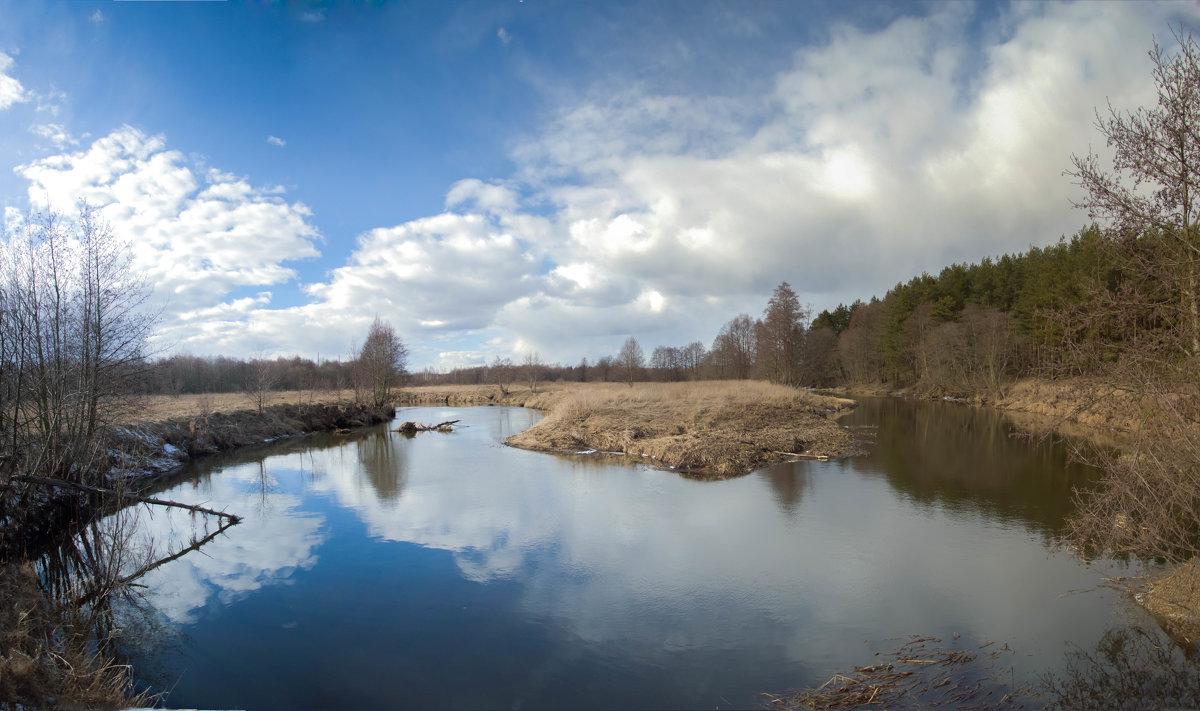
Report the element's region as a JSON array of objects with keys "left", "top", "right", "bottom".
[
  {"left": 393, "top": 420, "right": 460, "bottom": 434},
  {"left": 11, "top": 475, "right": 241, "bottom": 524},
  {"left": 770, "top": 450, "right": 831, "bottom": 462},
  {"left": 76, "top": 515, "right": 239, "bottom": 607}
]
